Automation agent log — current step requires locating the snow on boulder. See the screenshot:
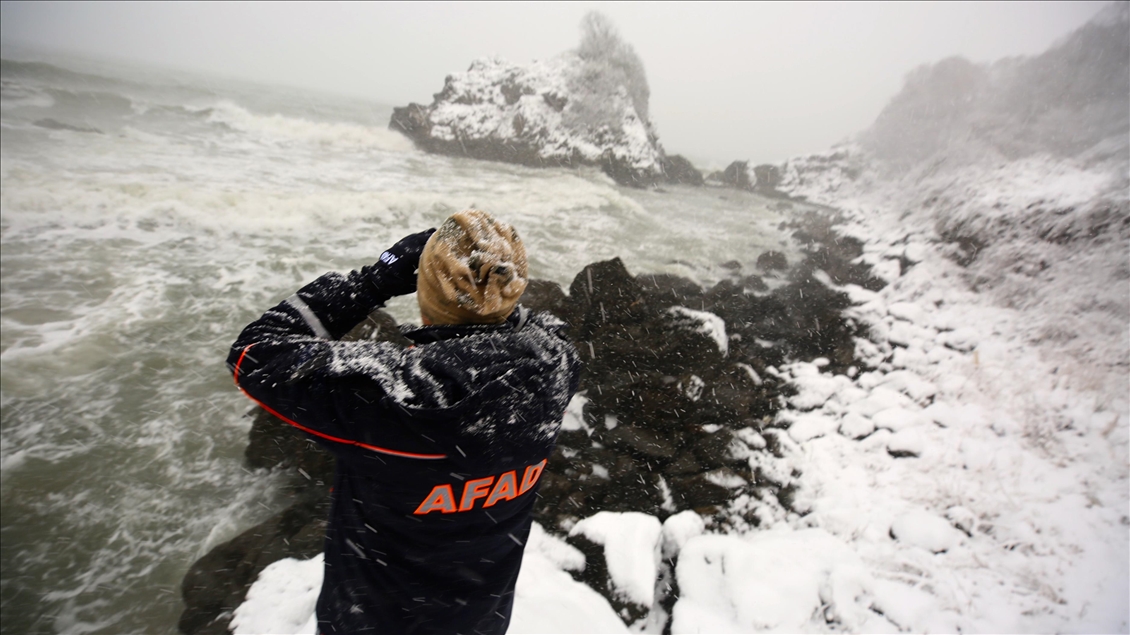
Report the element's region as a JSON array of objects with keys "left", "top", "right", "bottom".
[
  {"left": 528, "top": 521, "right": 585, "bottom": 572},
  {"left": 888, "top": 302, "right": 927, "bottom": 324},
  {"left": 940, "top": 327, "right": 979, "bottom": 352},
  {"left": 889, "top": 509, "right": 965, "bottom": 553},
  {"left": 231, "top": 556, "right": 322, "bottom": 635},
  {"left": 878, "top": 370, "right": 937, "bottom": 404},
  {"left": 851, "top": 384, "right": 914, "bottom": 416},
  {"left": 665, "top": 307, "right": 728, "bottom": 356},
  {"left": 783, "top": 411, "right": 840, "bottom": 443},
  {"left": 924, "top": 401, "right": 989, "bottom": 429},
  {"left": 672, "top": 529, "right": 880, "bottom": 633},
  {"left": 511, "top": 551, "right": 630, "bottom": 634},
  {"left": 886, "top": 428, "right": 925, "bottom": 458},
  {"left": 871, "top": 406, "right": 930, "bottom": 432},
  {"left": 569, "top": 511, "right": 663, "bottom": 612},
  {"left": 785, "top": 361, "right": 848, "bottom": 410},
  {"left": 660, "top": 510, "right": 706, "bottom": 559},
  {"left": 839, "top": 411, "right": 876, "bottom": 439}
]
